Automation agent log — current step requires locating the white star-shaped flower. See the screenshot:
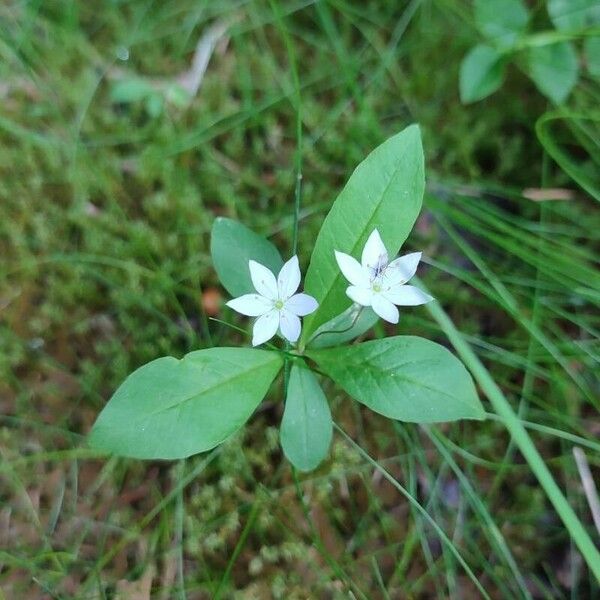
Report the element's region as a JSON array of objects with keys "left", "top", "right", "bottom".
[
  {"left": 335, "top": 229, "right": 433, "bottom": 324},
  {"left": 226, "top": 256, "right": 318, "bottom": 346}
]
